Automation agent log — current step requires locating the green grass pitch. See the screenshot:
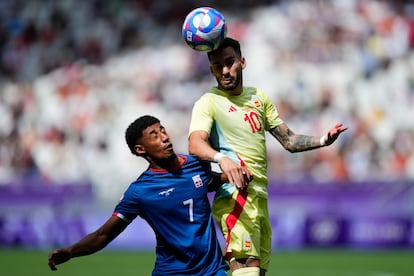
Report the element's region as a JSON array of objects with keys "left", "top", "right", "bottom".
[{"left": 1, "top": 248, "right": 413, "bottom": 276}]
